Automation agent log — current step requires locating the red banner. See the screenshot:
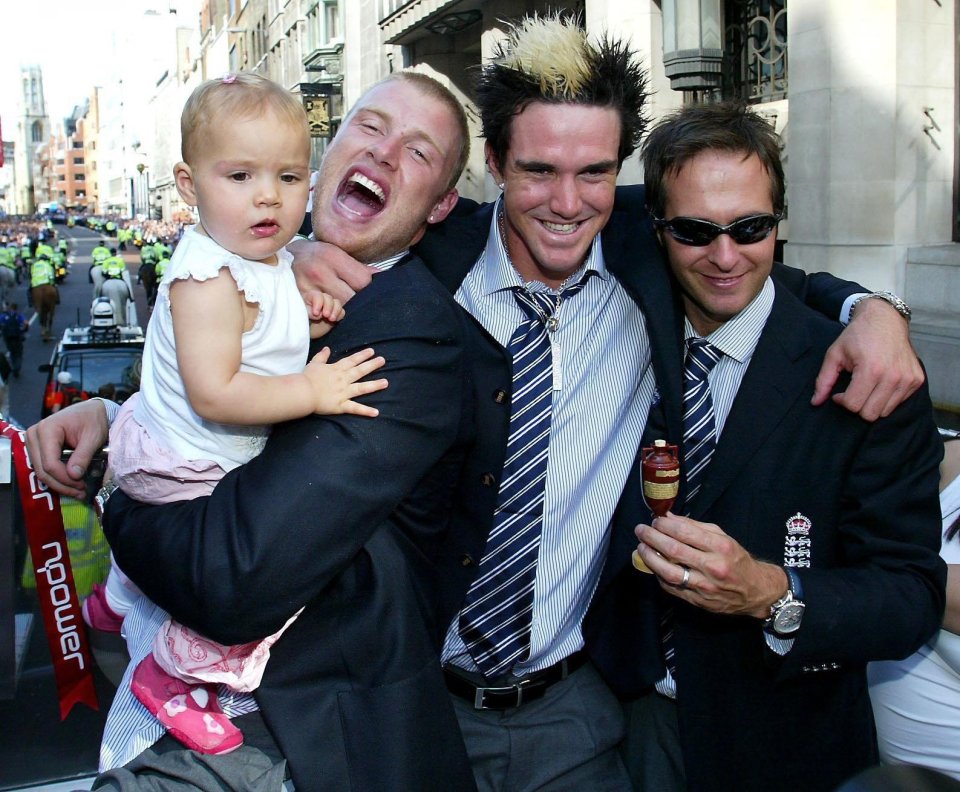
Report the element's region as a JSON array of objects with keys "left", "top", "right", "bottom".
[{"left": 1, "top": 421, "right": 98, "bottom": 718}]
